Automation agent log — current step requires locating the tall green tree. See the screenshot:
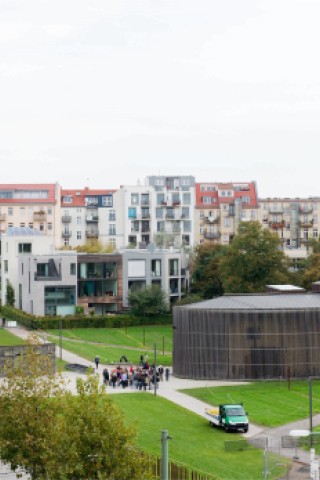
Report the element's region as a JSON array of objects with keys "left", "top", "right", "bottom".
[
  {"left": 128, "top": 284, "right": 169, "bottom": 316},
  {"left": 0, "top": 336, "right": 151, "bottom": 480},
  {"left": 219, "top": 221, "right": 290, "bottom": 293},
  {"left": 191, "top": 243, "right": 226, "bottom": 298},
  {"left": 300, "top": 253, "right": 320, "bottom": 290}
]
